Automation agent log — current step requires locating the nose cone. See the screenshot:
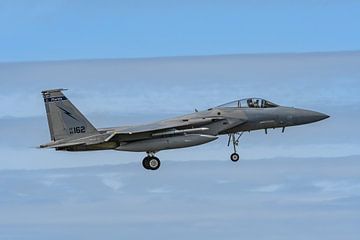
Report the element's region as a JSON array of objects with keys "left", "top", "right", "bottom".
[
  {"left": 306, "top": 110, "right": 329, "bottom": 122},
  {"left": 293, "top": 109, "right": 329, "bottom": 125}
]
